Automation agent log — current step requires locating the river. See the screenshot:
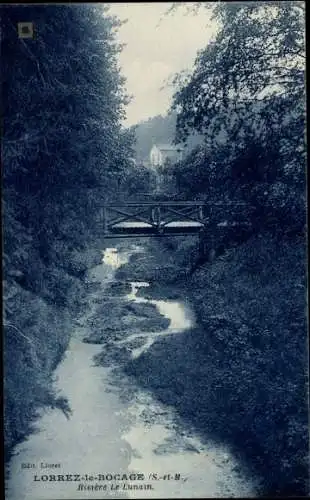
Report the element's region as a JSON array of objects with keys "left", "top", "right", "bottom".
[{"left": 5, "top": 244, "right": 259, "bottom": 499}]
